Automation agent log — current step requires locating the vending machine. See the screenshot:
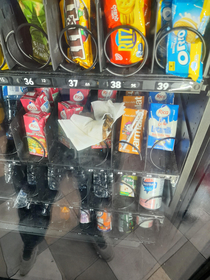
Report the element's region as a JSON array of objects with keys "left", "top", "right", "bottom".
[{"left": 0, "top": 0, "right": 209, "bottom": 279}]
